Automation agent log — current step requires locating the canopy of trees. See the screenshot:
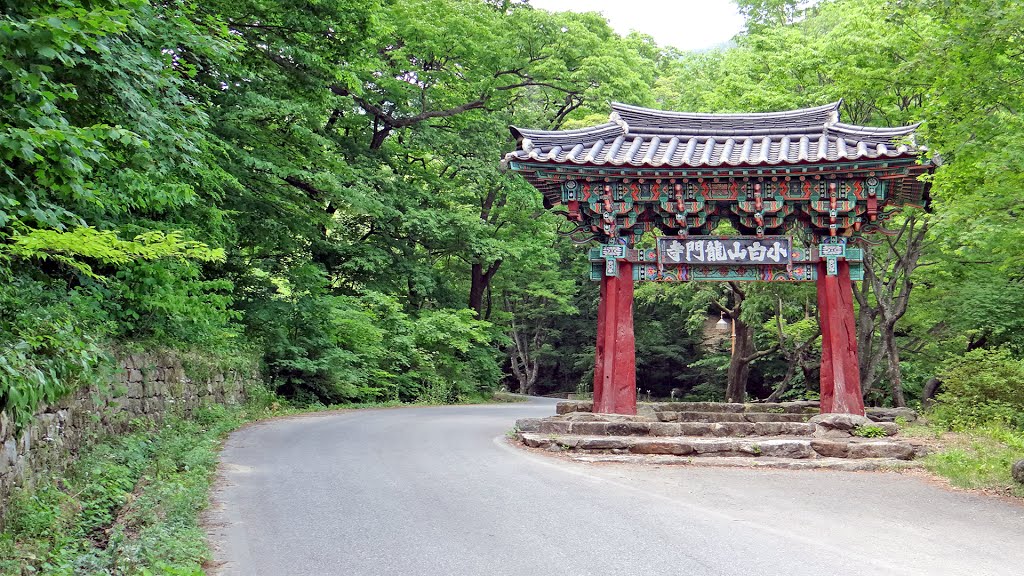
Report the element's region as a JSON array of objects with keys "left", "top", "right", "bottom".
[{"left": 3, "top": 0, "right": 1022, "bottom": 426}]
